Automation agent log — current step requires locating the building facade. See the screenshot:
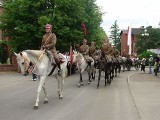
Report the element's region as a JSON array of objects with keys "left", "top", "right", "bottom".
[
  {"left": 0, "top": 0, "right": 18, "bottom": 71},
  {"left": 120, "top": 28, "right": 142, "bottom": 56}
]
